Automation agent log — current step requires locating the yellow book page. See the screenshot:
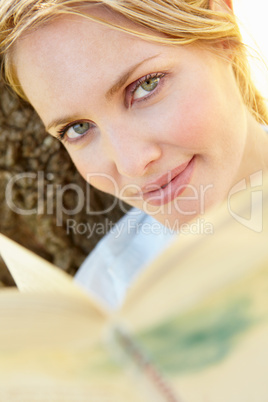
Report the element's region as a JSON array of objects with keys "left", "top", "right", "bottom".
[
  {"left": 0, "top": 234, "right": 109, "bottom": 313},
  {"left": 117, "top": 175, "right": 268, "bottom": 401},
  {"left": 0, "top": 176, "right": 267, "bottom": 401},
  {"left": 0, "top": 290, "right": 175, "bottom": 402}
]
